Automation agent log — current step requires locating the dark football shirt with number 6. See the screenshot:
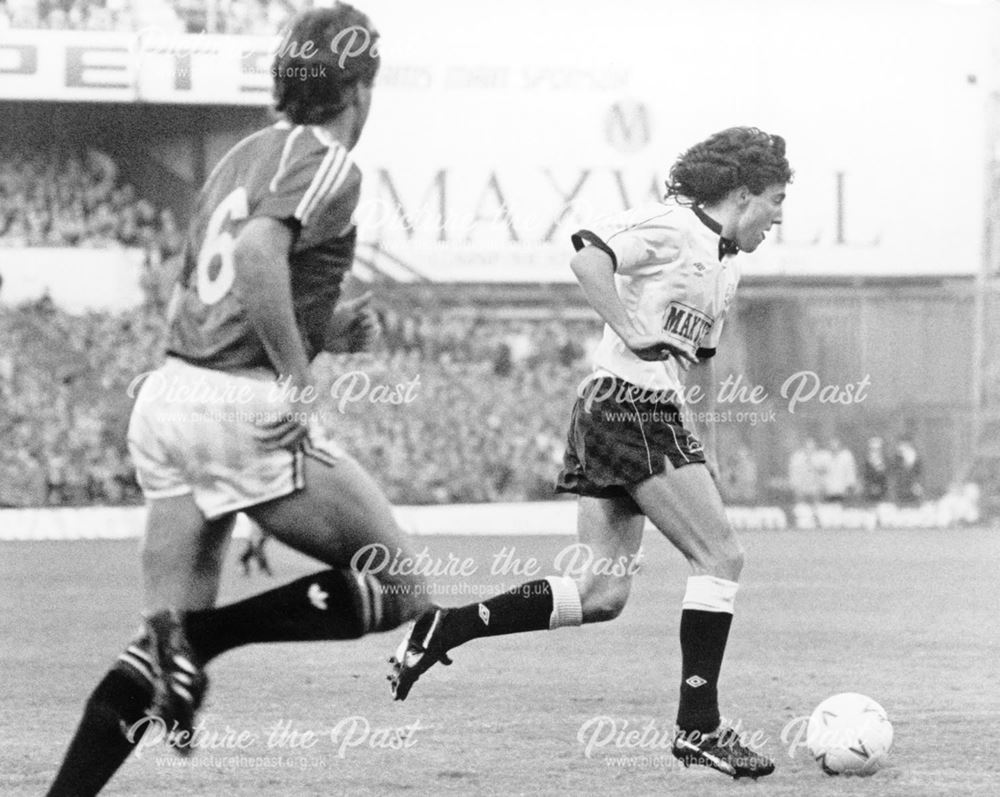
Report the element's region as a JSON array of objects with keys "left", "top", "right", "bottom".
[{"left": 167, "top": 121, "right": 361, "bottom": 372}]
